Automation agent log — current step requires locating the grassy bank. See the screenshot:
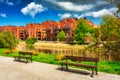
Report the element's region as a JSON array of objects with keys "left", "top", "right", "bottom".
[{"left": 0, "top": 48, "right": 120, "bottom": 75}]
